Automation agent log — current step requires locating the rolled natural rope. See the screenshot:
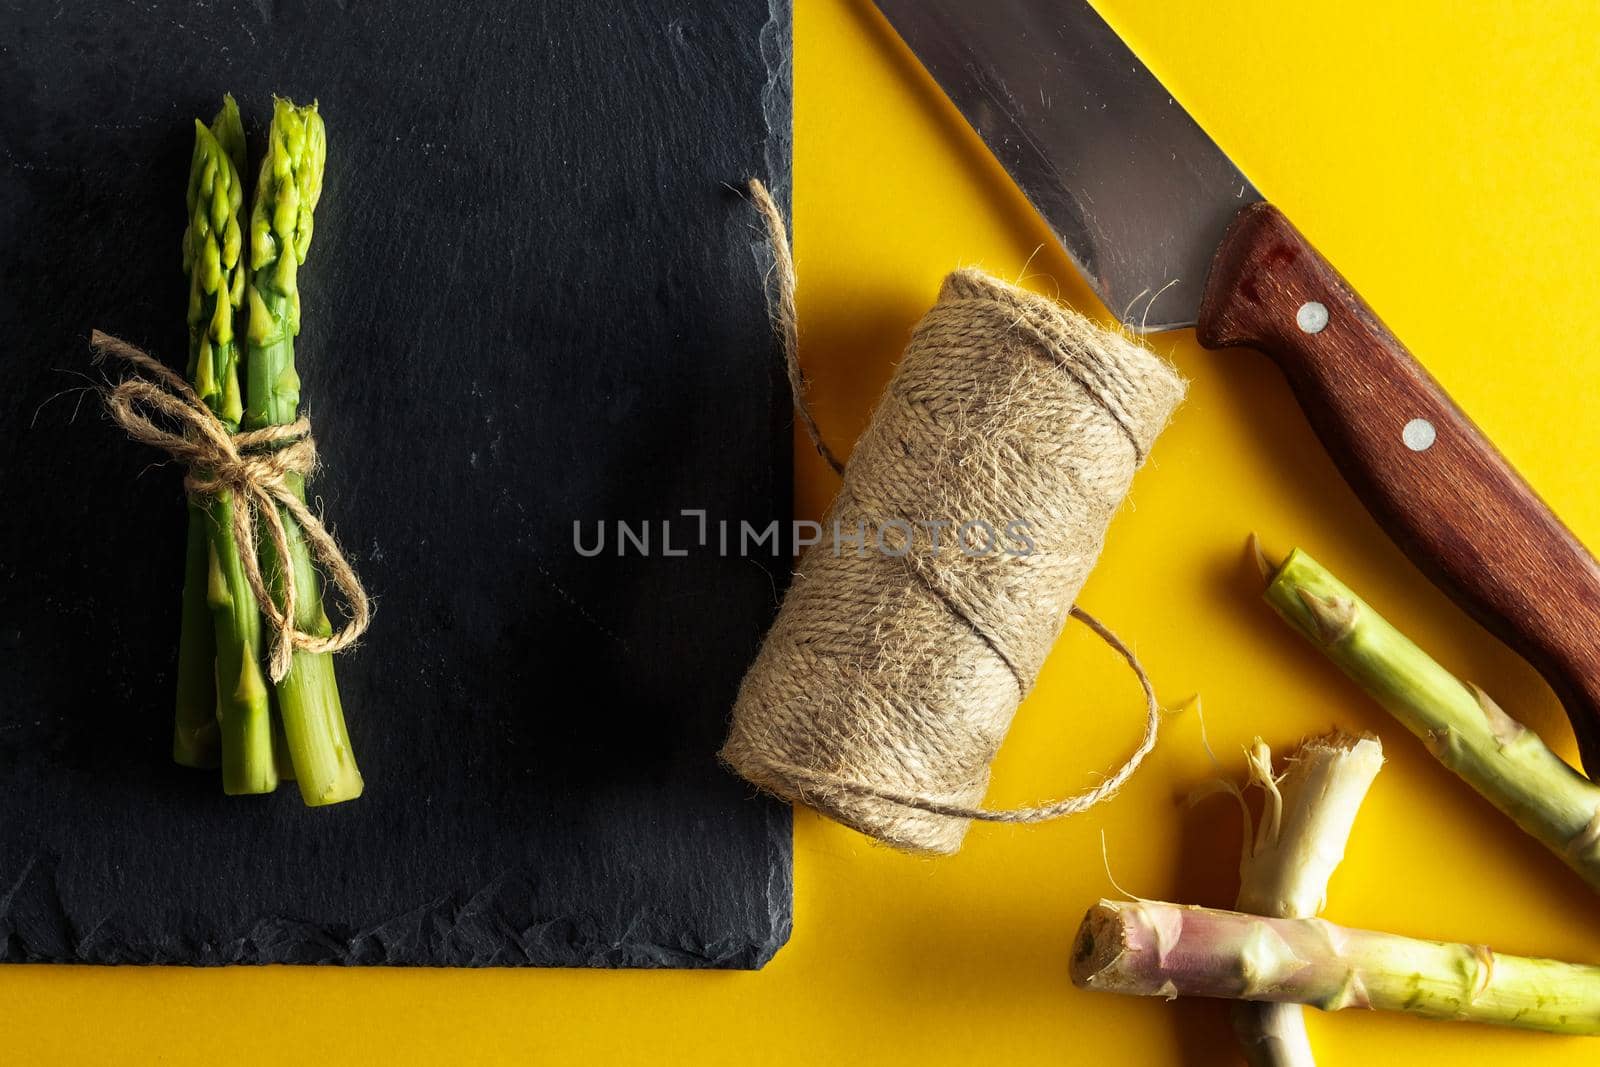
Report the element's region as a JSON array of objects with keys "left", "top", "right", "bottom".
[
  {"left": 92, "top": 330, "right": 369, "bottom": 682},
  {"left": 724, "top": 182, "right": 1184, "bottom": 854}
]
